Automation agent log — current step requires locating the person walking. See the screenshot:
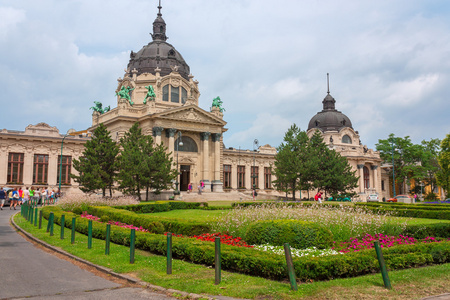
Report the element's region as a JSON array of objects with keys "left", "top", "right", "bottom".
[
  {"left": 18, "top": 187, "right": 23, "bottom": 206},
  {"left": 23, "top": 187, "right": 30, "bottom": 205},
  {"left": 42, "top": 188, "right": 48, "bottom": 205},
  {"left": 35, "top": 188, "right": 41, "bottom": 205},
  {"left": 29, "top": 187, "right": 35, "bottom": 204},
  {"left": 0, "top": 187, "right": 6, "bottom": 210},
  {"left": 187, "top": 183, "right": 192, "bottom": 194},
  {"left": 252, "top": 189, "right": 257, "bottom": 200},
  {"left": 11, "top": 188, "right": 19, "bottom": 210}
]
